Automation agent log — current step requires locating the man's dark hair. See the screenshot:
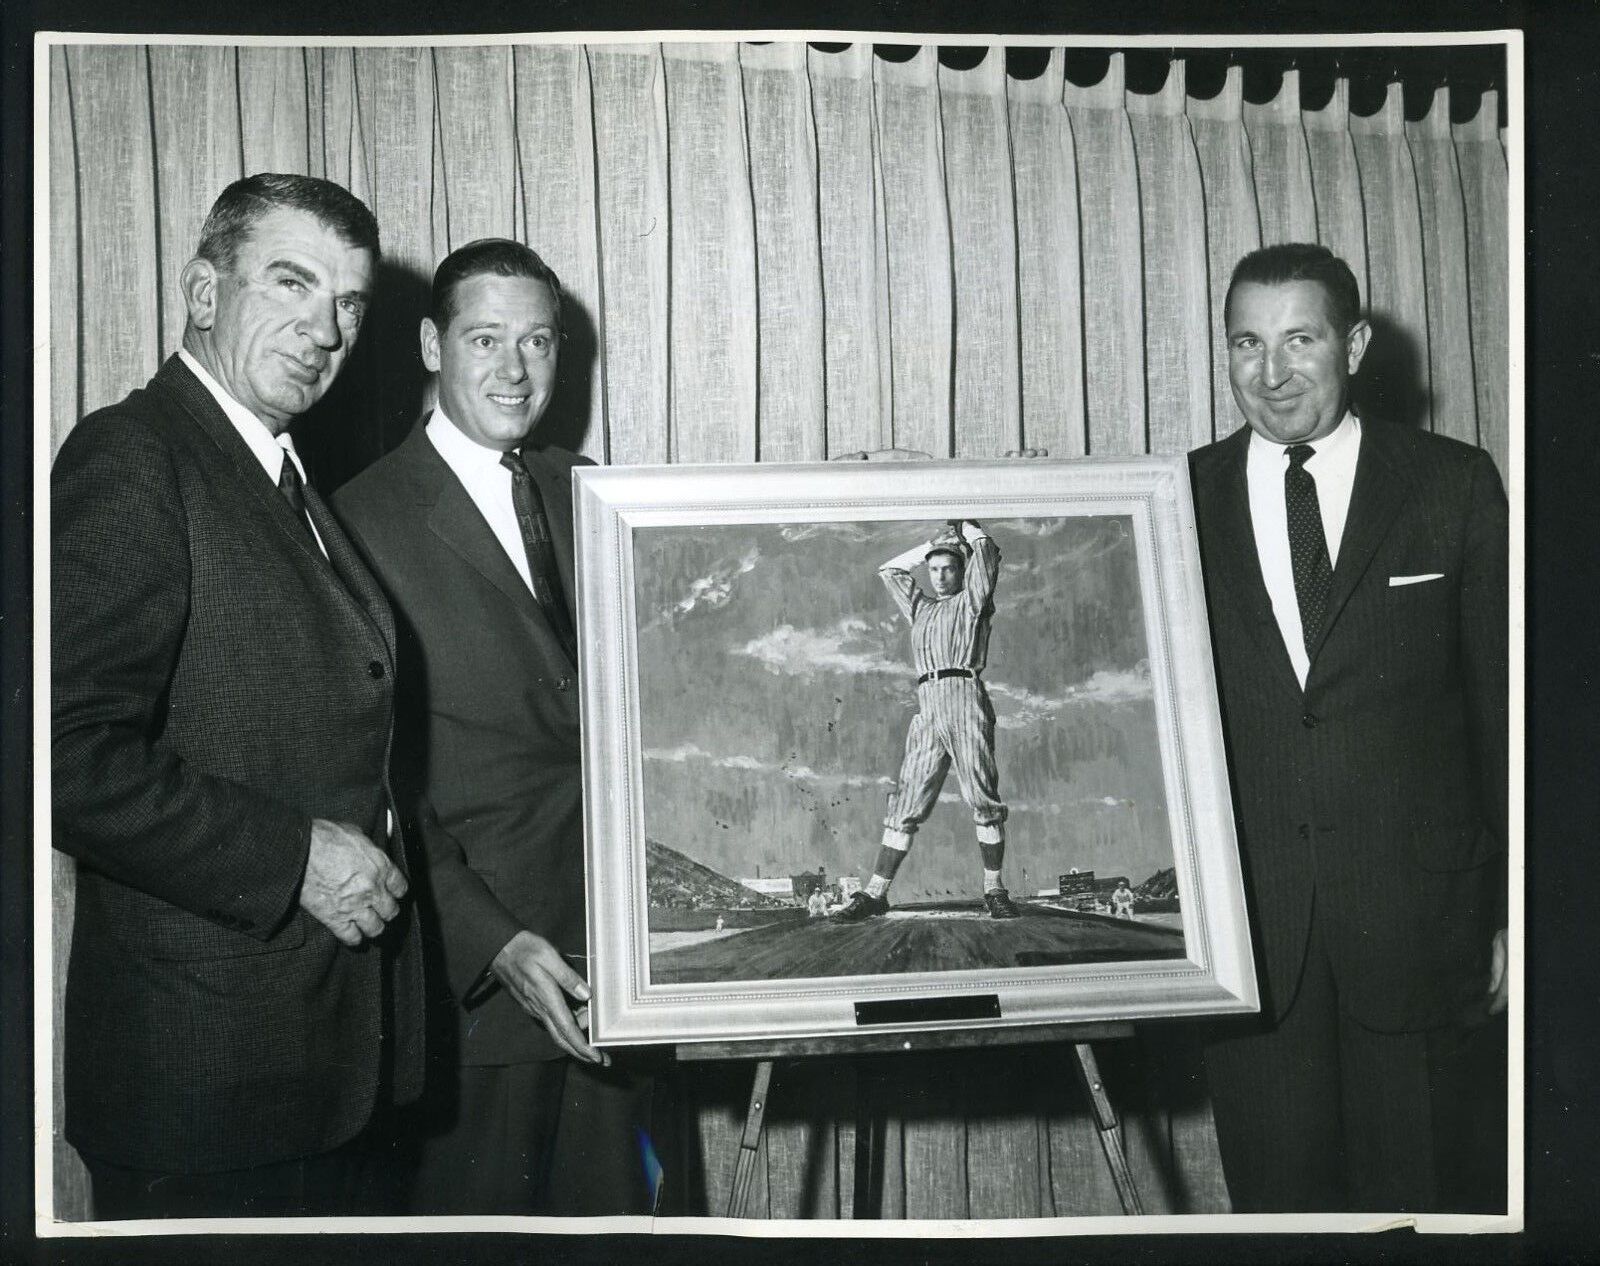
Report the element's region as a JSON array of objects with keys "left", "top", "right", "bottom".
[
  {"left": 1224, "top": 243, "right": 1363, "bottom": 335},
  {"left": 195, "top": 173, "right": 381, "bottom": 272},
  {"left": 430, "top": 238, "right": 563, "bottom": 335}
]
